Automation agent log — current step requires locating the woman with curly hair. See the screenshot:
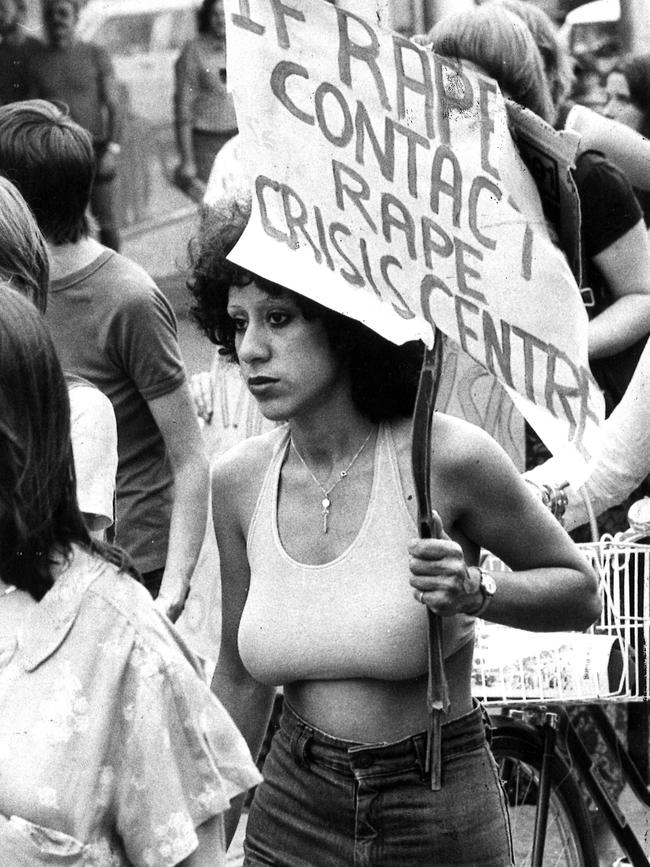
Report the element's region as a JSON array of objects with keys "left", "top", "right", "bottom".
[{"left": 187, "top": 189, "right": 599, "bottom": 864}]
